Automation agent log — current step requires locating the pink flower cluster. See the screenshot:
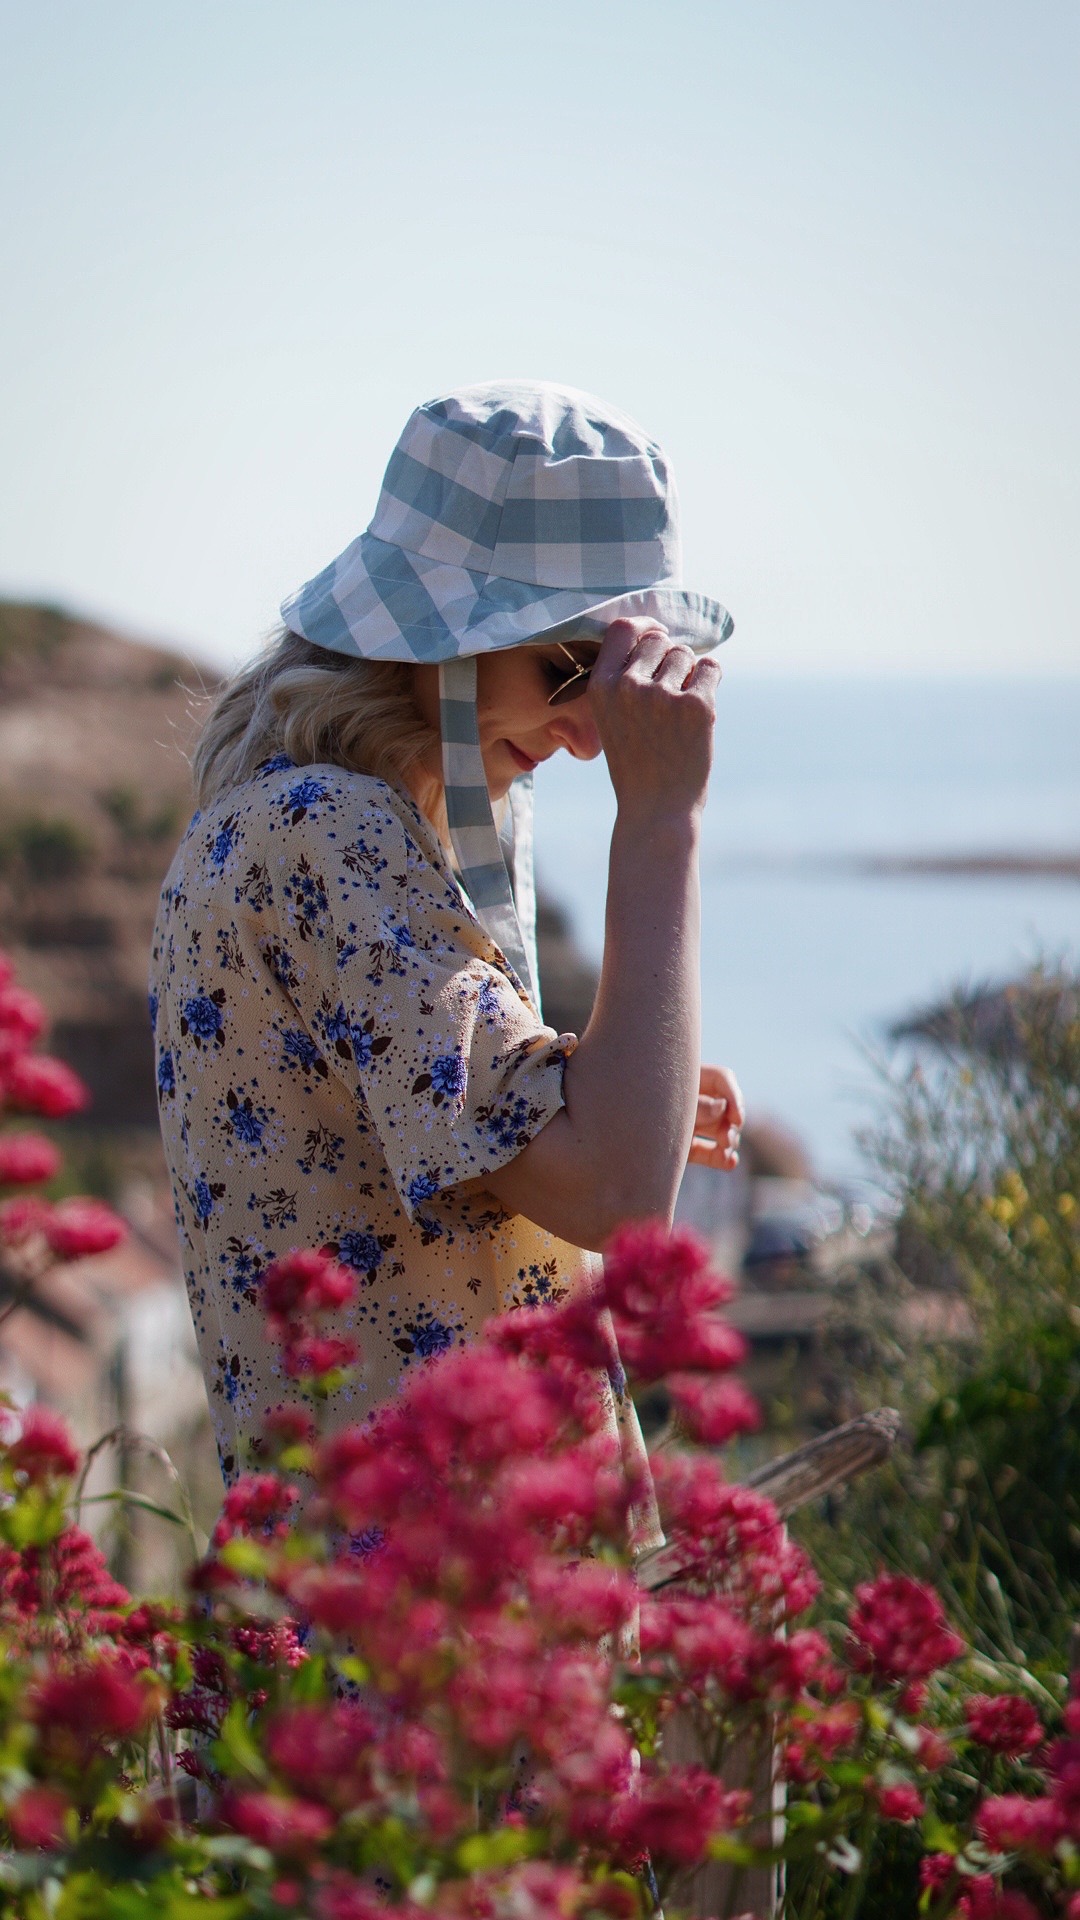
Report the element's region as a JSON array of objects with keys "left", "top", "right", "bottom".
[
  {"left": 0, "top": 947, "right": 126, "bottom": 1259},
  {"left": 847, "top": 1571, "right": 966, "bottom": 1685},
  {"left": 261, "top": 1247, "right": 360, "bottom": 1380},
  {"left": 0, "top": 1189, "right": 1071, "bottom": 1918}
]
